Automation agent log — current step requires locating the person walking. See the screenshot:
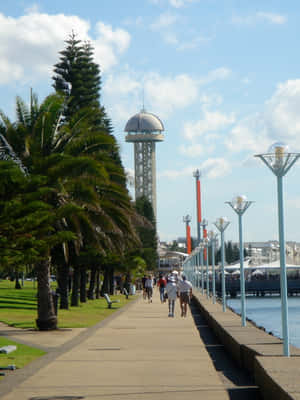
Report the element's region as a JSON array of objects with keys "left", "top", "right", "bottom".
[
  {"left": 142, "top": 275, "right": 147, "bottom": 300},
  {"left": 145, "top": 275, "right": 153, "bottom": 303},
  {"left": 177, "top": 274, "right": 192, "bottom": 317},
  {"left": 157, "top": 274, "right": 167, "bottom": 303},
  {"left": 165, "top": 276, "right": 178, "bottom": 317}
]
